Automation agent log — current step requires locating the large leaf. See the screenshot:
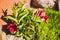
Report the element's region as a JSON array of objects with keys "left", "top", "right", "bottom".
[
  {"left": 5, "top": 16, "right": 18, "bottom": 23},
  {"left": 19, "top": 9, "right": 29, "bottom": 22}
]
